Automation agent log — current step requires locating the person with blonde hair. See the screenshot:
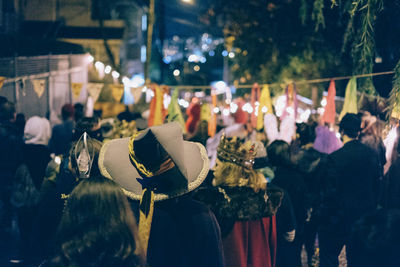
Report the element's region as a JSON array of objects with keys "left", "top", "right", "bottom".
[{"left": 195, "top": 134, "right": 283, "bottom": 267}]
